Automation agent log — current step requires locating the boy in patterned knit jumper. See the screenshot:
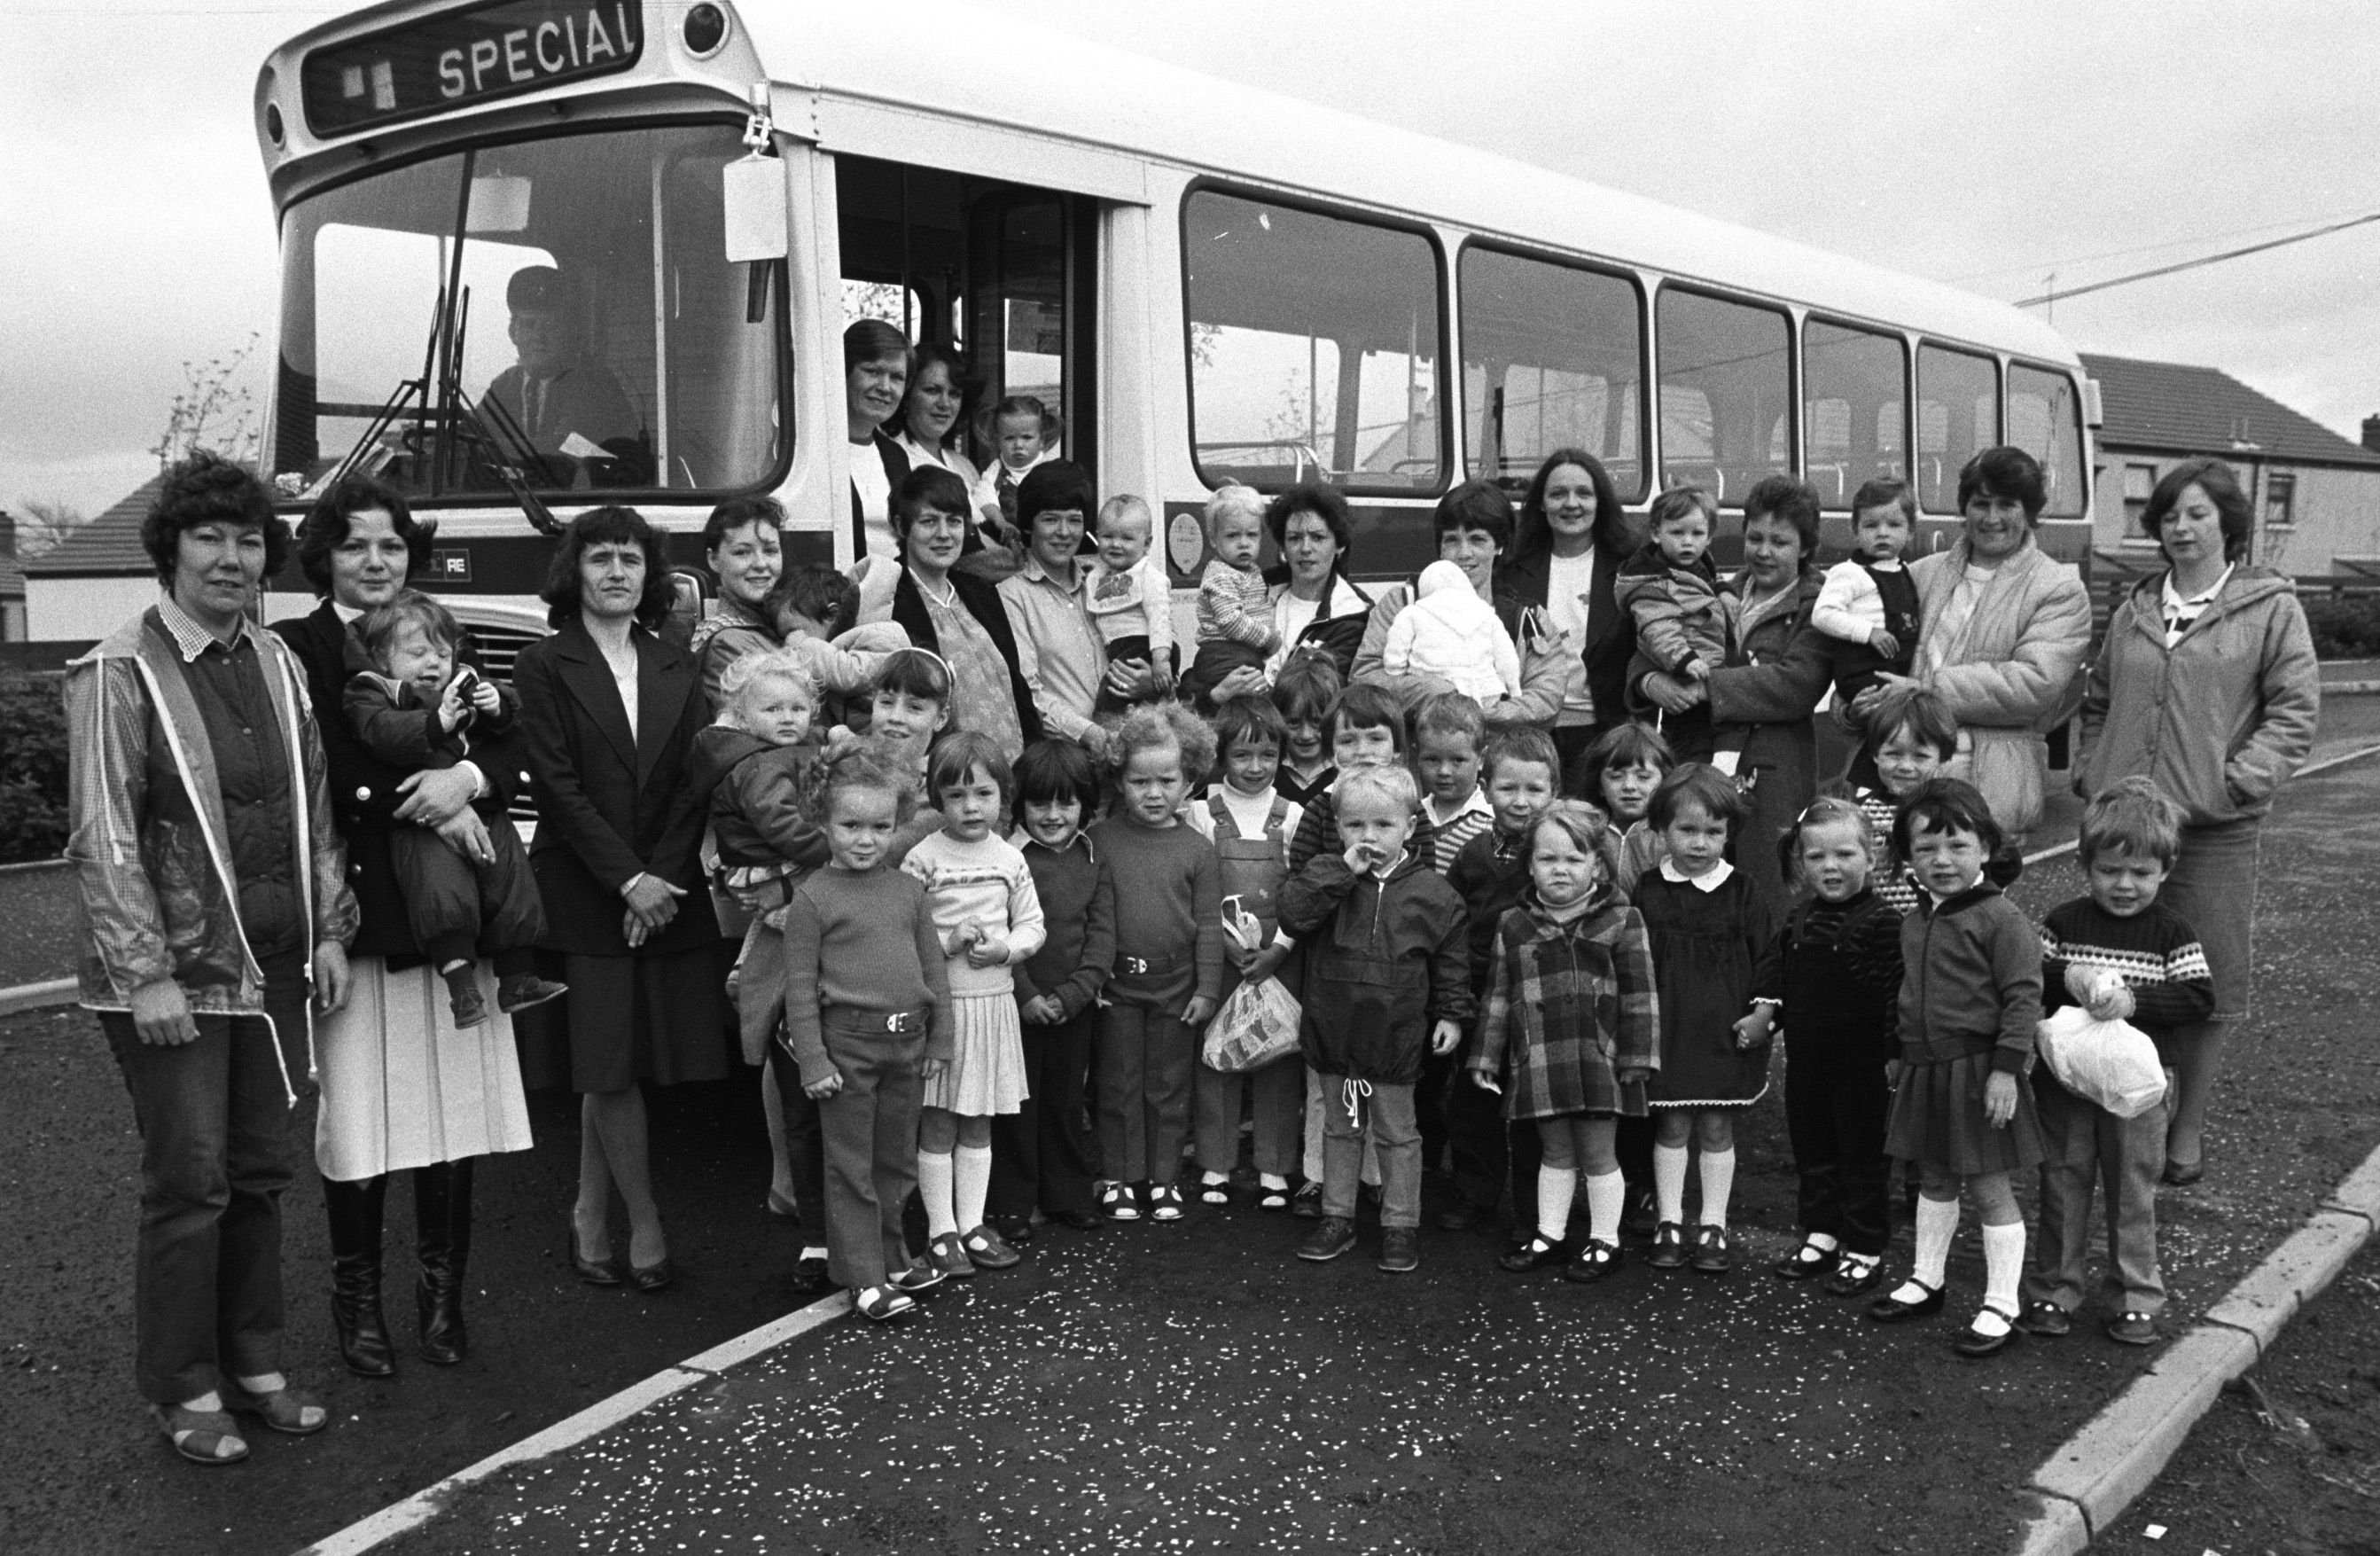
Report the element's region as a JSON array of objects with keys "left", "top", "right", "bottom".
[{"left": 2017, "top": 778, "right": 2213, "bottom": 1347}]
